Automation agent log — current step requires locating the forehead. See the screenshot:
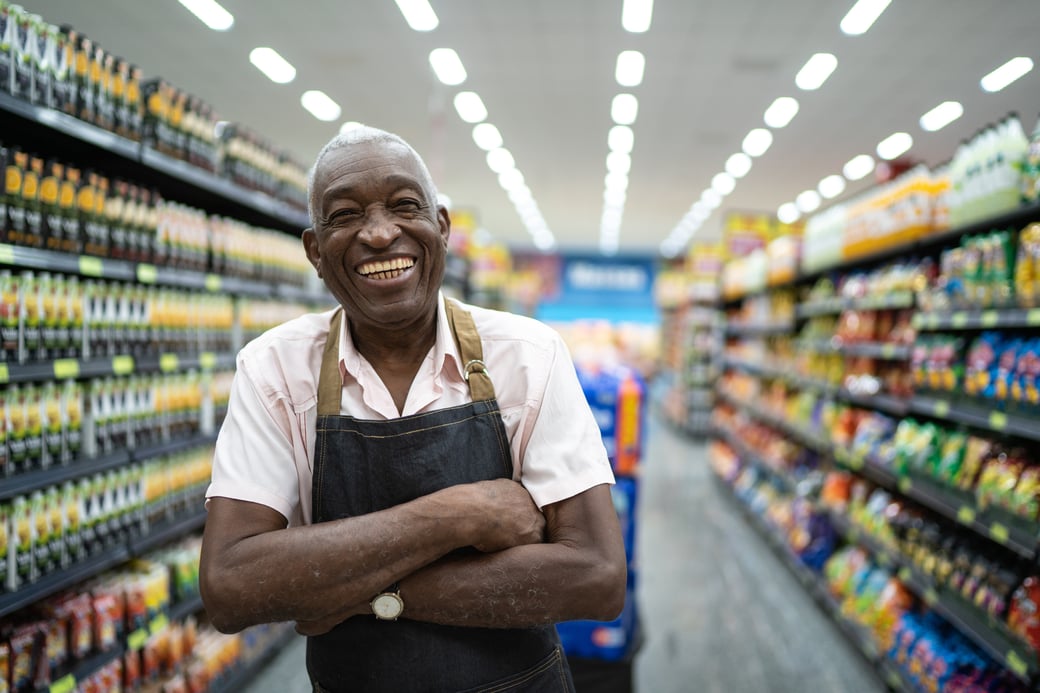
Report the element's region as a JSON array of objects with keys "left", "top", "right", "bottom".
[{"left": 316, "top": 141, "right": 427, "bottom": 194}]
